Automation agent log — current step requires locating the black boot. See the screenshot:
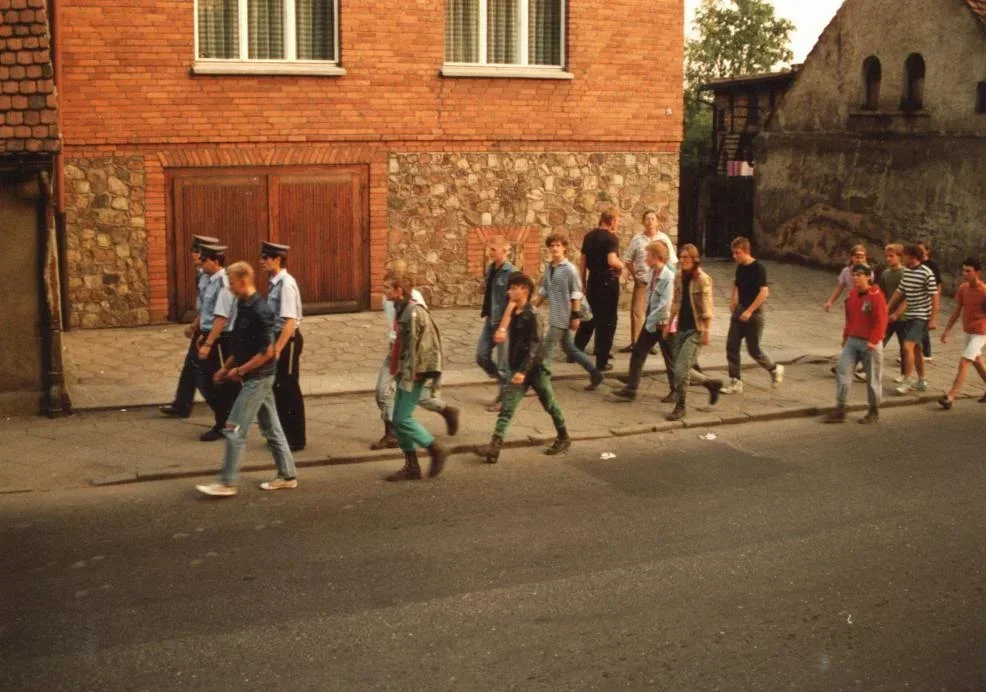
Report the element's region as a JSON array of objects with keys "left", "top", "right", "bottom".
[
  {"left": 371, "top": 422, "right": 399, "bottom": 450},
  {"left": 428, "top": 441, "right": 449, "bottom": 478},
  {"left": 440, "top": 406, "right": 460, "bottom": 437},
  {"left": 666, "top": 403, "right": 686, "bottom": 422},
  {"left": 386, "top": 451, "right": 422, "bottom": 482},
  {"left": 545, "top": 428, "right": 571, "bottom": 456},
  {"left": 476, "top": 435, "right": 503, "bottom": 464},
  {"left": 661, "top": 389, "right": 678, "bottom": 404},
  {"left": 705, "top": 379, "right": 723, "bottom": 407},
  {"left": 159, "top": 404, "right": 192, "bottom": 419},
  {"left": 824, "top": 406, "right": 847, "bottom": 424}
]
